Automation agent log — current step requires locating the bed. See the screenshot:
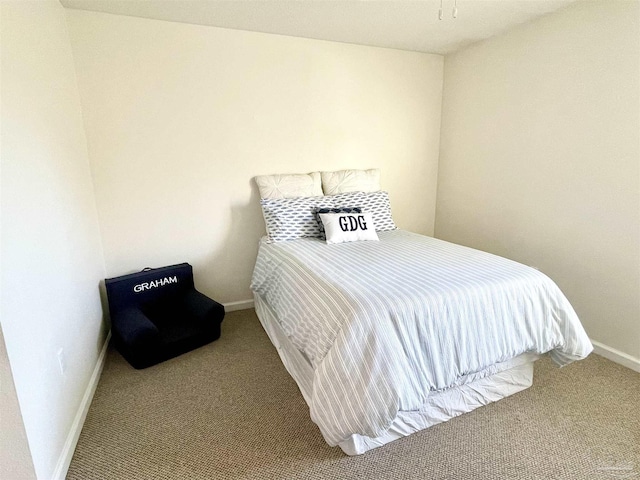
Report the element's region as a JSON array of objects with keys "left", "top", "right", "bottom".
[{"left": 250, "top": 169, "right": 593, "bottom": 455}]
